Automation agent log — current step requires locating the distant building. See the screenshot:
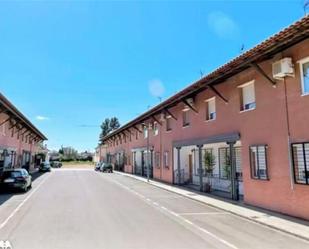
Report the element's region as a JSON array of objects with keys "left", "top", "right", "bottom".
[
  {"left": 78, "top": 151, "right": 93, "bottom": 161},
  {"left": 0, "top": 93, "right": 47, "bottom": 172},
  {"left": 94, "top": 144, "right": 107, "bottom": 163}
]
